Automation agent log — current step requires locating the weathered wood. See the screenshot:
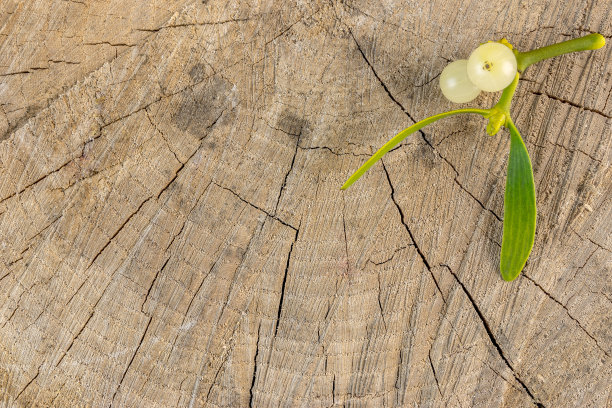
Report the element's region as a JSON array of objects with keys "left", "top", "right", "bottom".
[{"left": 0, "top": 0, "right": 610, "bottom": 406}]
